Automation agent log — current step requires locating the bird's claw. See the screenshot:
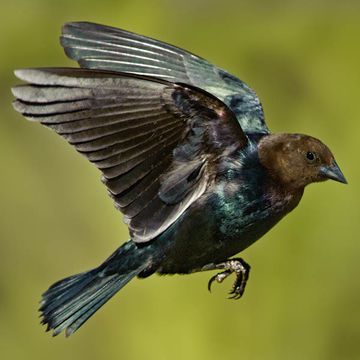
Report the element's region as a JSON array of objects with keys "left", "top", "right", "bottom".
[
  {"left": 228, "top": 271, "right": 247, "bottom": 299},
  {"left": 207, "top": 258, "right": 250, "bottom": 300},
  {"left": 208, "top": 270, "right": 232, "bottom": 292}
]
